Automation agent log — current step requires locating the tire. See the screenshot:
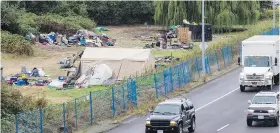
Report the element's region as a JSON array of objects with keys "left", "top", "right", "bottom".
[
  {"left": 273, "top": 114, "right": 279, "bottom": 127},
  {"left": 188, "top": 117, "right": 196, "bottom": 133},
  {"left": 177, "top": 123, "right": 183, "bottom": 133},
  {"left": 274, "top": 75, "right": 279, "bottom": 85},
  {"left": 247, "top": 119, "right": 252, "bottom": 126},
  {"left": 267, "top": 83, "right": 273, "bottom": 91},
  {"left": 240, "top": 85, "right": 245, "bottom": 92}
]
